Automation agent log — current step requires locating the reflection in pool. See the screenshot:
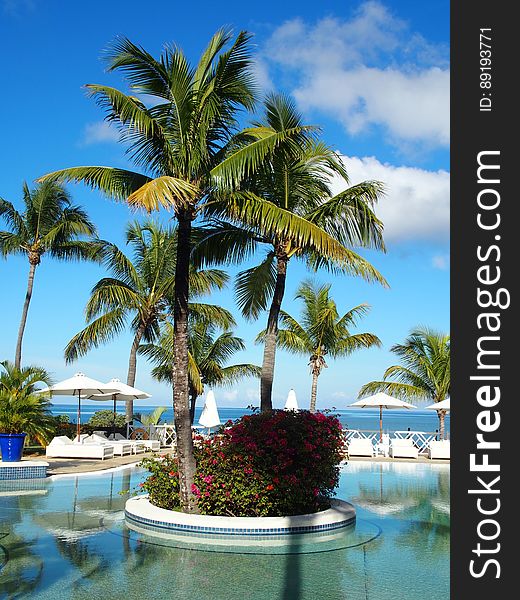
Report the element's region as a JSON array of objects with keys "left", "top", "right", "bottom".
[{"left": 0, "top": 461, "right": 449, "bottom": 599}]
